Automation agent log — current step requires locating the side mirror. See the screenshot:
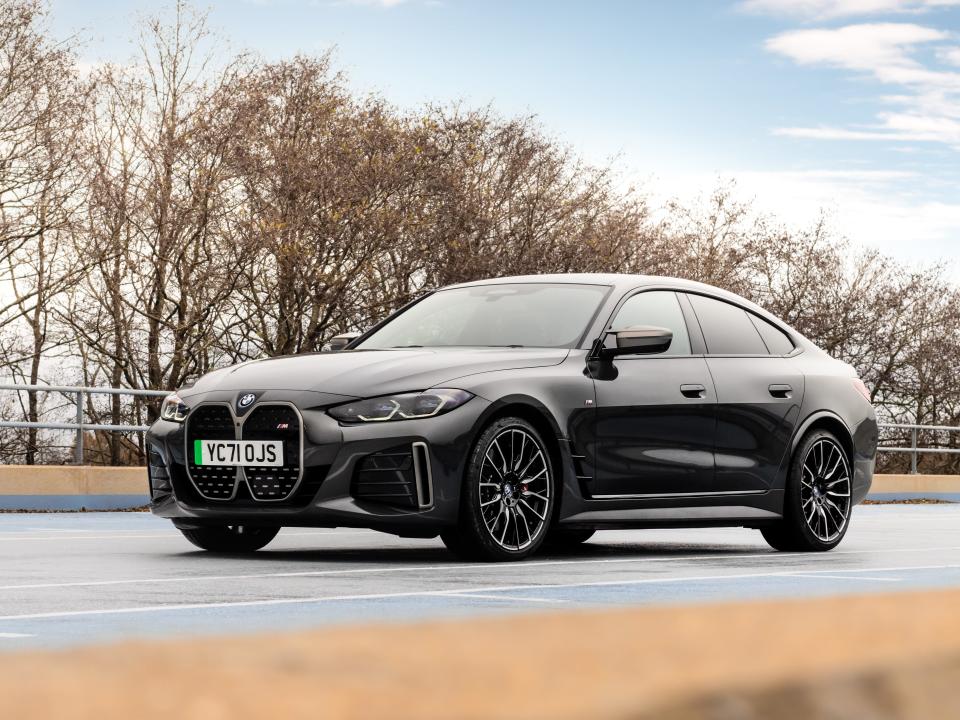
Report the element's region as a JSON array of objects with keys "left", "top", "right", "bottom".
[
  {"left": 322, "top": 332, "right": 361, "bottom": 352},
  {"left": 600, "top": 325, "right": 672, "bottom": 358}
]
